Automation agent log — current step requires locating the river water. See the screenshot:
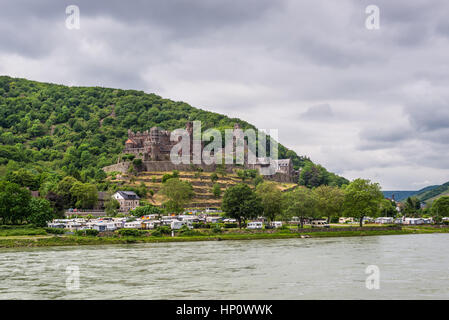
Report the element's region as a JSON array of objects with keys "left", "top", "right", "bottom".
[{"left": 0, "top": 234, "right": 448, "bottom": 299}]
